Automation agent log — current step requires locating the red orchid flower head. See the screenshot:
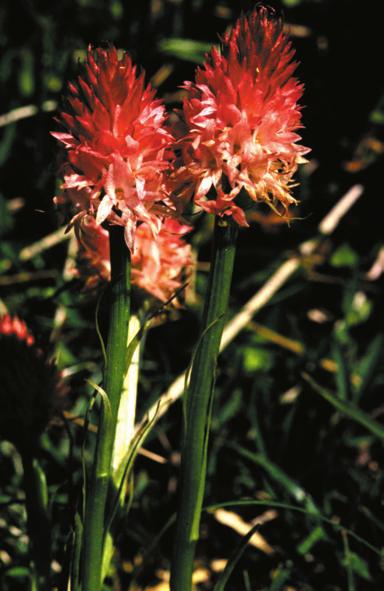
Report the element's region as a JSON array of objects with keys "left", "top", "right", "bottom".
[
  {"left": 172, "top": 4, "right": 309, "bottom": 226},
  {"left": 53, "top": 45, "right": 175, "bottom": 249}
]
